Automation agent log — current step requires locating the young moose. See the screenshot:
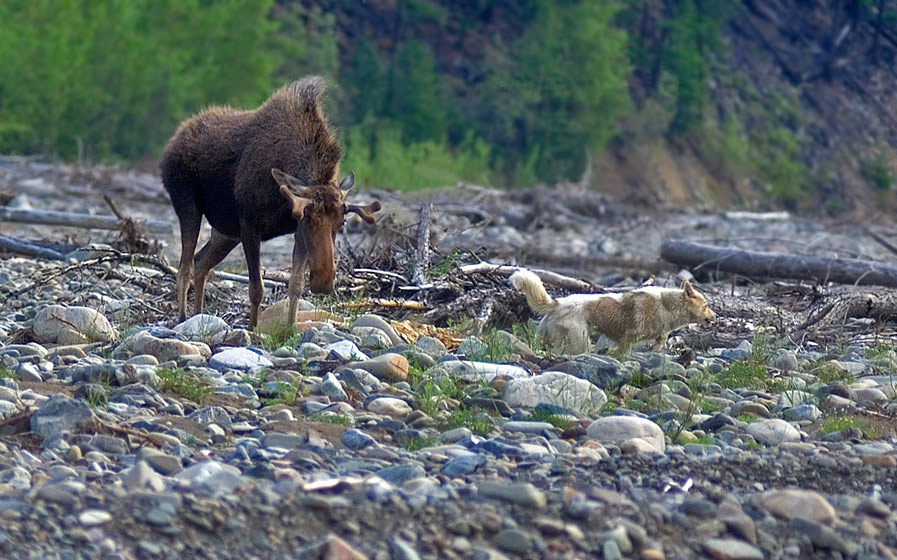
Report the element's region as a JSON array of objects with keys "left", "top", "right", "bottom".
[{"left": 161, "top": 76, "right": 380, "bottom": 328}]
